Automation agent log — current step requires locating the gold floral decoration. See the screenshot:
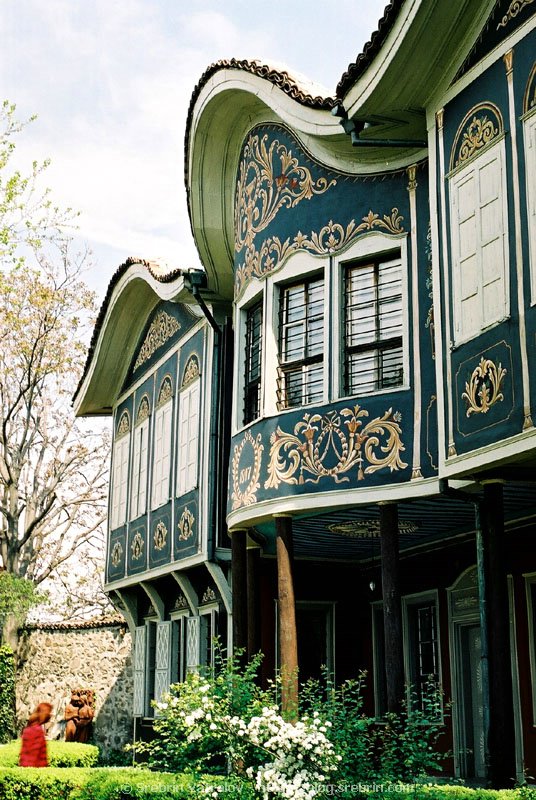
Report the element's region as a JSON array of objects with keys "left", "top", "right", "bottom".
[
  {"left": 136, "top": 395, "right": 150, "bottom": 425},
  {"left": 153, "top": 521, "right": 168, "bottom": 551},
  {"left": 116, "top": 410, "right": 130, "bottom": 439},
  {"left": 235, "top": 133, "right": 336, "bottom": 254},
  {"left": 449, "top": 104, "right": 504, "bottom": 172},
  {"left": 265, "top": 405, "right": 408, "bottom": 489},
  {"left": 157, "top": 376, "right": 173, "bottom": 407},
  {"left": 178, "top": 507, "right": 195, "bottom": 541},
  {"left": 134, "top": 311, "right": 181, "bottom": 371},
  {"left": 497, "top": 0, "right": 534, "bottom": 28},
  {"left": 111, "top": 541, "right": 123, "bottom": 567},
  {"left": 231, "top": 430, "right": 264, "bottom": 511},
  {"left": 182, "top": 355, "right": 200, "bottom": 388},
  {"left": 202, "top": 587, "right": 217, "bottom": 604},
  {"left": 235, "top": 208, "right": 405, "bottom": 296},
  {"left": 174, "top": 594, "right": 189, "bottom": 610},
  {"left": 462, "top": 358, "right": 507, "bottom": 417},
  {"left": 131, "top": 532, "right": 144, "bottom": 560},
  {"left": 328, "top": 520, "right": 419, "bottom": 538}
]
